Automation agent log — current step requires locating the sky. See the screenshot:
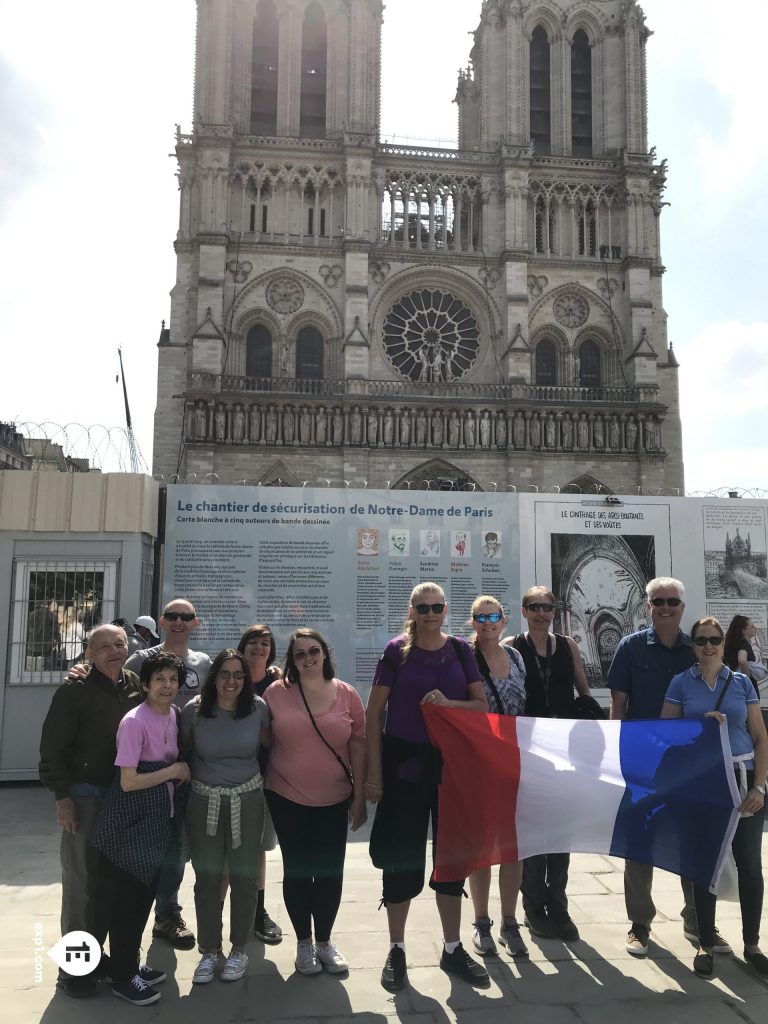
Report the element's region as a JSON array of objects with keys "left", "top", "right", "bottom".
[{"left": 1, "top": 0, "right": 766, "bottom": 493}]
